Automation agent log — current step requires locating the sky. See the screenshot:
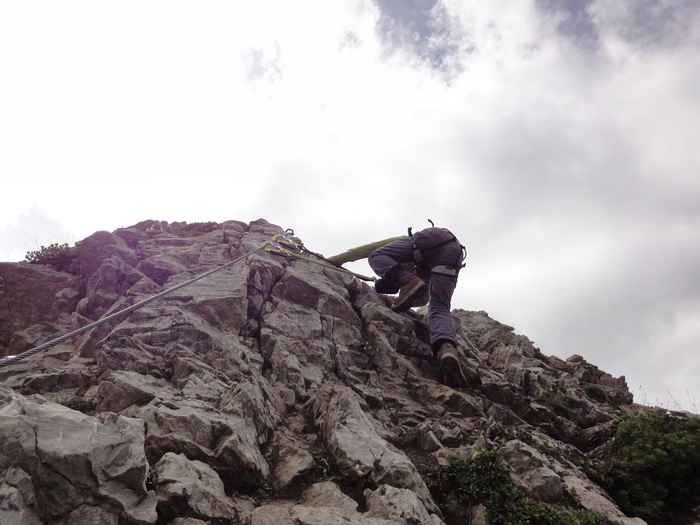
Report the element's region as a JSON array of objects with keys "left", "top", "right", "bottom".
[{"left": 1, "top": 0, "right": 699, "bottom": 411}]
